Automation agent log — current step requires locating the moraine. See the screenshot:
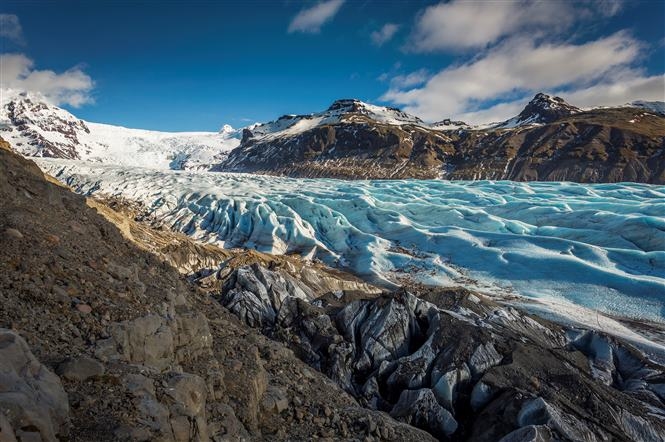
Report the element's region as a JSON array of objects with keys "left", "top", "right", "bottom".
[{"left": 37, "top": 159, "right": 665, "bottom": 340}]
